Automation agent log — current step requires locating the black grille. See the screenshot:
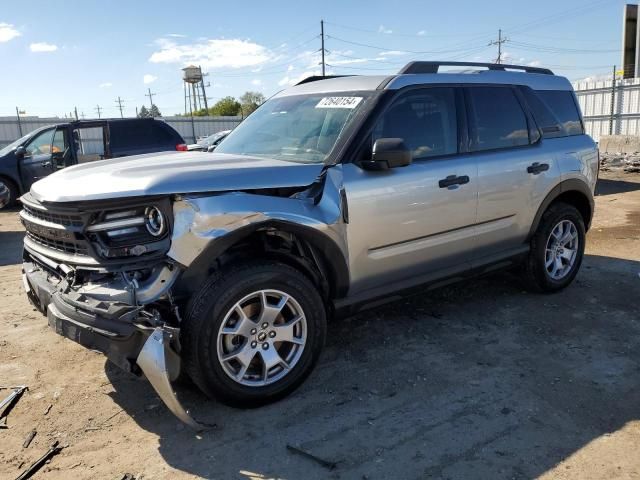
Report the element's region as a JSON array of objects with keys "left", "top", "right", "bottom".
[
  {"left": 22, "top": 204, "right": 84, "bottom": 227},
  {"left": 26, "top": 231, "right": 89, "bottom": 256}
]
